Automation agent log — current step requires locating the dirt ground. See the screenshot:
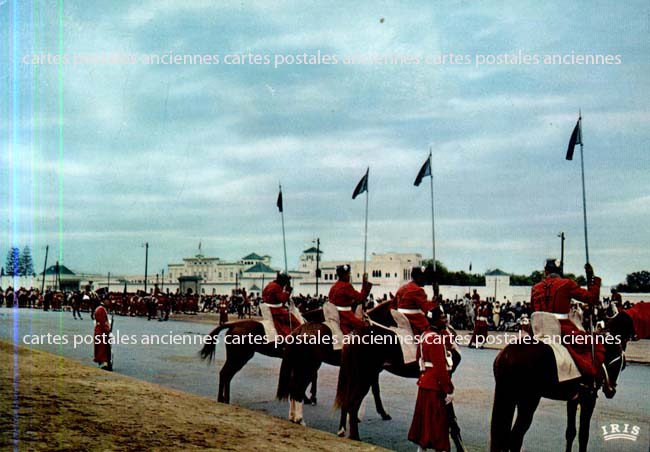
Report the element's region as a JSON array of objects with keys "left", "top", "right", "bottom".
[{"left": 0, "top": 340, "right": 388, "bottom": 452}]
